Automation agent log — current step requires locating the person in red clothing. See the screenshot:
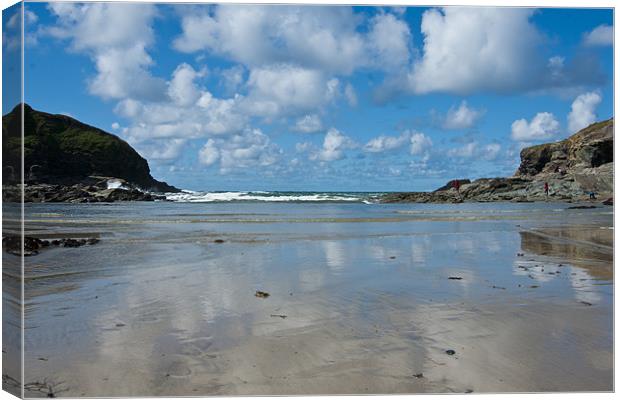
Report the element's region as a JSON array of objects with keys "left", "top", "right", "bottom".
[
  {"left": 544, "top": 182, "right": 549, "bottom": 198},
  {"left": 452, "top": 179, "right": 461, "bottom": 194}
]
